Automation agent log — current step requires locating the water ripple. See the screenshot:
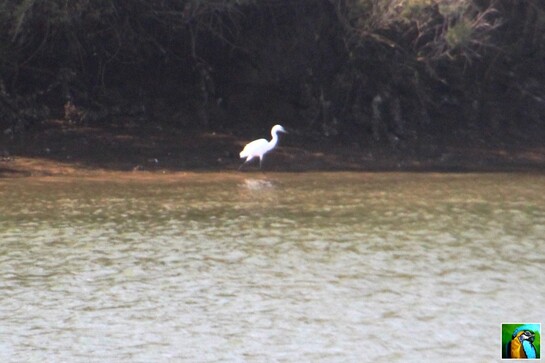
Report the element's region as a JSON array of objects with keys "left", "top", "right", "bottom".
[{"left": 1, "top": 173, "right": 544, "bottom": 362}]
